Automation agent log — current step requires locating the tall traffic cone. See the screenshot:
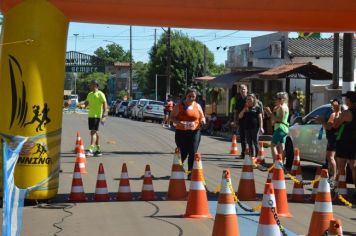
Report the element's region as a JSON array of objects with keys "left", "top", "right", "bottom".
[
  {"left": 74, "top": 131, "right": 81, "bottom": 153},
  {"left": 230, "top": 135, "right": 239, "bottom": 155},
  {"left": 212, "top": 169, "right": 240, "bottom": 236},
  {"left": 75, "top": 139, "right": 87, "bottom": 174},
  {"left": 307, "top": 169, "right": 334, "bottom": 236},
  {"left": 272, "top": 154, "right": 292, "bottom": 217},
  {"left": 255, "top": 141, "right": 265, "bottom": 165},
  {"left": 328, "top": 219, "right": 343, "bottom": 236},
  {"left": 237, "top": 155, "right": 257, "bottom": 200},
  {"left": 184, "top": 153, "right": 212, "bottom": 218},
  {"left": 167, "top": 148, "right": 187, "bottom": 200},
  {"left": 310, "top": 166, "right": 322, "bottom": 202},
  {"left": 139, "top": 165, "right": 157, "bottom": 201},
  {"left": 256, "top": 183, "right": 281, "bottom": 236},
  {"left": 93, "top": 163, "right": 110, "bottom": 201},
  {"left": 68, "top": 162, "right": 86, "bottom": 202},
  {"left": 334, "top": 169, "right": 348, "bottom": 203},
  {"left": 290, "top": 148, "right": 301, "bottom": 176},
  {"left": 116, "top": 163, "right": 133, "bottom": 201},
  {"left": 290, "top": 164, "right": 305, "bottom": 202}
]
